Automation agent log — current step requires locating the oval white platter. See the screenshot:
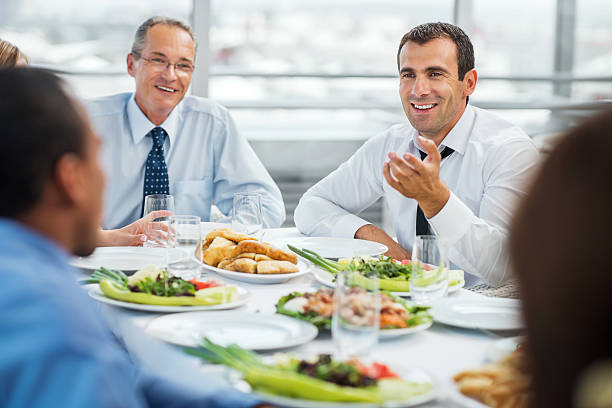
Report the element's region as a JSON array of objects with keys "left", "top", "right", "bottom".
[{"left": 202, "top": 259, "right": 310, "bottom": 284}]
